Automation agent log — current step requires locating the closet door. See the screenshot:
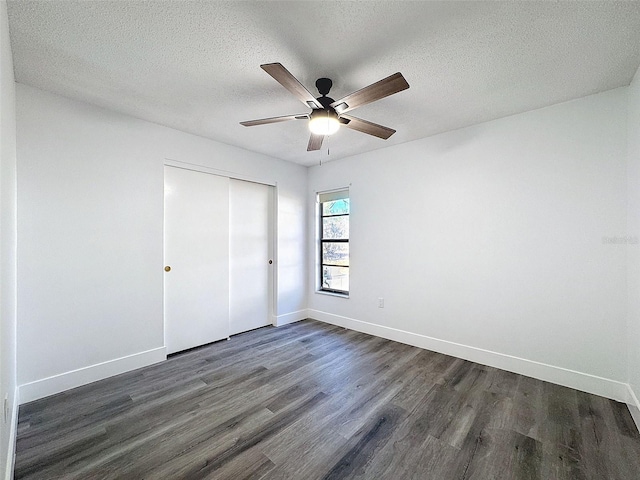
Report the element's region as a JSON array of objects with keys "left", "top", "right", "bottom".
[
  {"left": 164, "top": 166, "right": 230, "bottom": 354},
  {"left": 229, "top": 179, "right": 272, "bottom": 335}
]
